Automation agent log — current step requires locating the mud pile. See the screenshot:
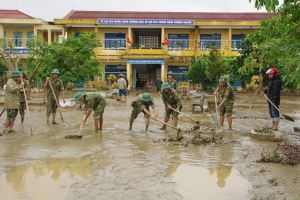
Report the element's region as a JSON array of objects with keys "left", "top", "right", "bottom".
[
  {"left": 155, "top": 124, "right": 236, "bottom": 146},
  {"left": 259, "top": 143, "right": 300, "bottom": 165},
  {"left": 250, "top": 126, "right": 284, "bottom": 142}
]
